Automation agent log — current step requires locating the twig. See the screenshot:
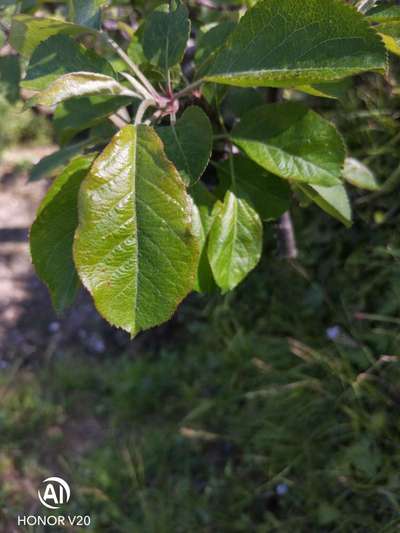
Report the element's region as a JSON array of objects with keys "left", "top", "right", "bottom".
[
  {"left": 276, "top": 212, "right": 298, "bottom": 260},
  {"left": 174, "top": 79, "right": 203, "bottom": 99}
]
